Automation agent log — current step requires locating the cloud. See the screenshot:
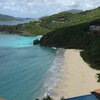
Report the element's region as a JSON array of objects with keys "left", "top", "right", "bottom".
[{"left": 0, "top": 0, "right": 100, "bottom": 17}]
